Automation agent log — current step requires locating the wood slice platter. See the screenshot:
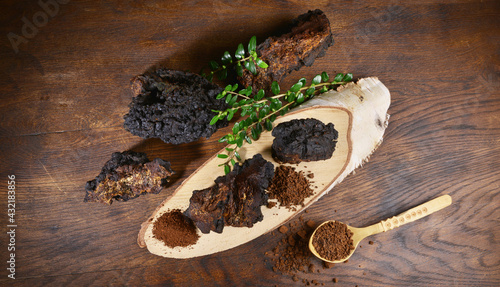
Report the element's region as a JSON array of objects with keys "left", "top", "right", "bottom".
[{"left": 138, "top": 77, "right": 390, "bottom": 258}]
